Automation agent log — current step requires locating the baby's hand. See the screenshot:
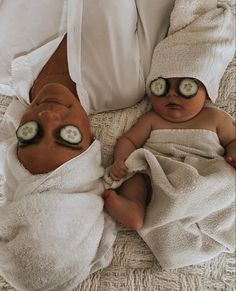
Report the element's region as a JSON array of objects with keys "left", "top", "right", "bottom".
[{"left": 110, "top": 160, "right": 128, "bottom": 181}]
